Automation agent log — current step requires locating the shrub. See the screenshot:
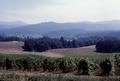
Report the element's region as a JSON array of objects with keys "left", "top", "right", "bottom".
[
  {"left": 0, "top": 56, "right": 6, "bottom": 70},
  {"left": 31, "top": 57, "right": 45, "bottom": 71},
  {"left": 114, "top": 55, "right": 120, "bottom": 75},
  {"left": 5, "top": 58, "right": 12, "bottom": 70},
  {"left": 94, "top": 59, "right": 112, "bottom": 76},
  {"left": 15, "top": 57, "right": 33, "bottom": 71},
  {"left": 100, "top": 59, "right": 112, "bottom": 75},
  {"left": 42, "top": 58, "right": 59, "bottom": 72},
  {"left": 76, "top": 59, "right": 89, "bottom": 75},
  {"left": 59, "top": 57, "right": 76, "bottom": 73}
]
